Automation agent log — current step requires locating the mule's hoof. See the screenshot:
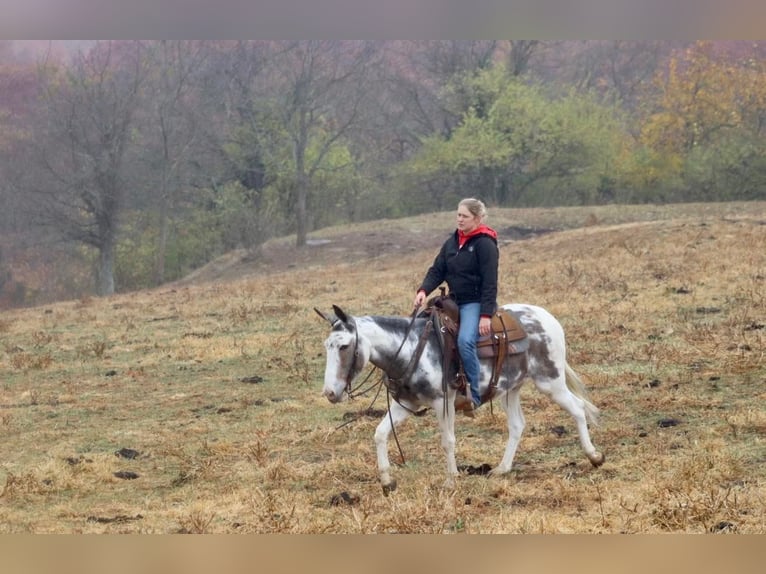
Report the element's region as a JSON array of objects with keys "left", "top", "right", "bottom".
[
  {"left": 589, "top": 452, "right": 605, "bottom": 468},
  {"left": 381, "top": 479, "right": 397, "bottom": 496},
  {"left": 489, "top": 465, "right": 510, "bottom": 477}
]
